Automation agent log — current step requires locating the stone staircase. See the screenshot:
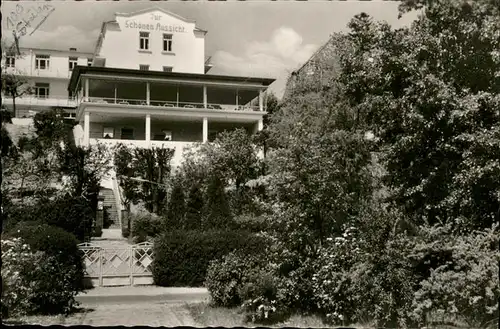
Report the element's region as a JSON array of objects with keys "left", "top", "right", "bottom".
[{"left": 100, "top": 188, "right": 120, "bottom": 229}]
